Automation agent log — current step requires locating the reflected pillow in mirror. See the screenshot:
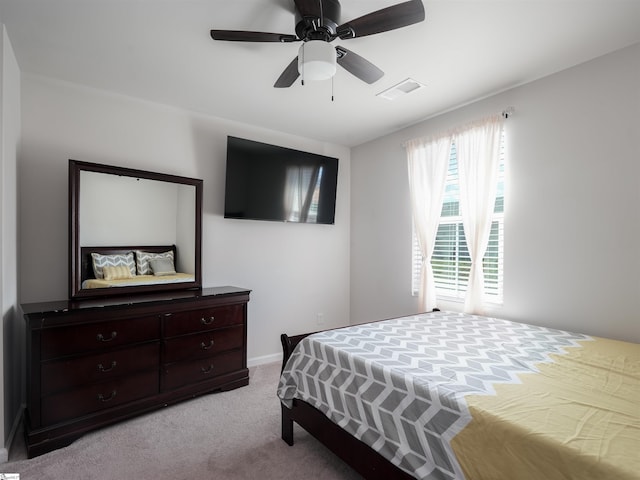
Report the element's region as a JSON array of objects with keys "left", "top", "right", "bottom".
[
  {"left": 149, "top": 257, "right": 177, "bottom": 276},
  {"left": 136, "top": 250, "right": 174, "bottom": 275},
  {"left": 91, "top": 252, "right": 136, "bottom": 279},
  {"left": 103, "top": 265, "right": 135, "bottom": 281}
]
